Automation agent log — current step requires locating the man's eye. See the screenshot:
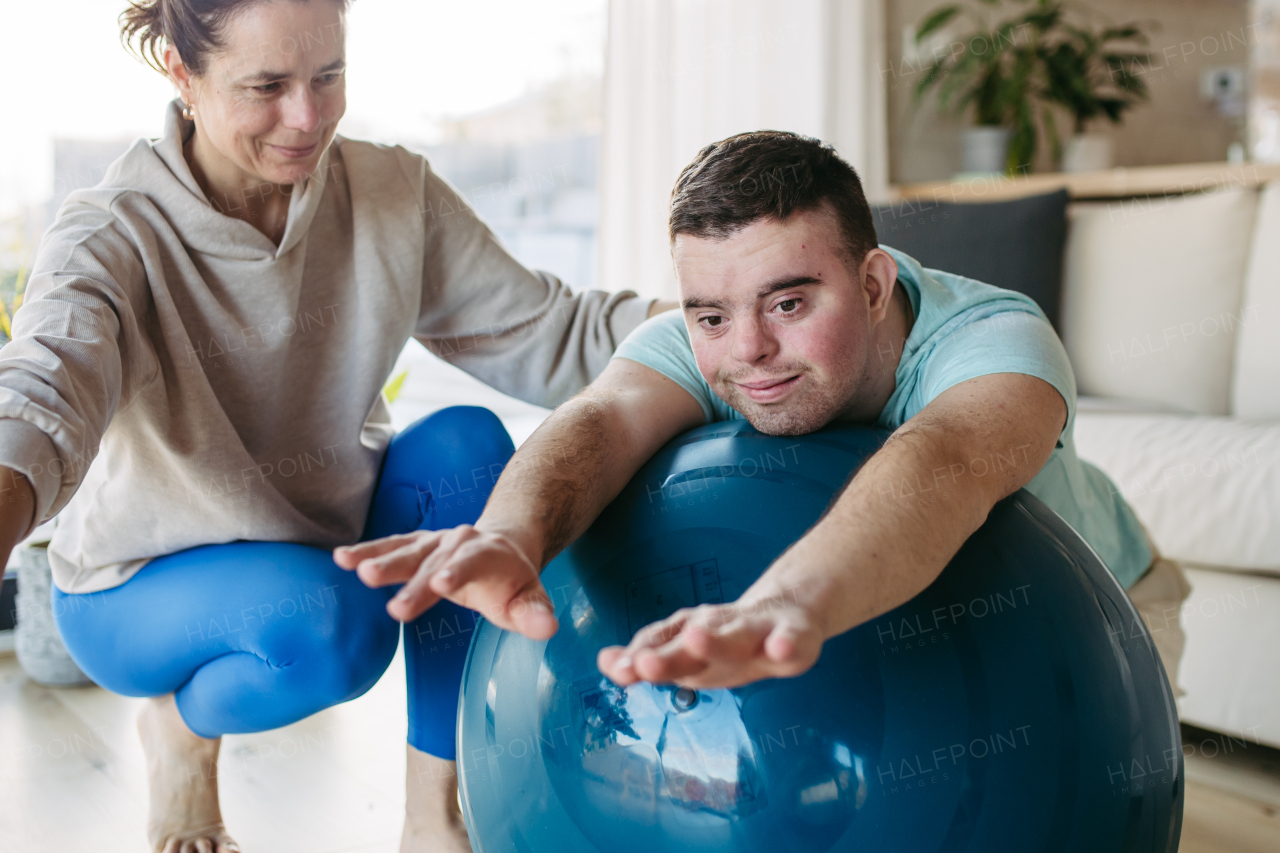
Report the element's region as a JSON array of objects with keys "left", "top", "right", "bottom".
[
  {"left": 702, "top": 316, "right": 725, "bottom": 328},
  {"left": 778, "top": 299, "right": 799, "bottom": 312},
  {"left": 254, "top": 83, "right": 282, "bottom": 94}
]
